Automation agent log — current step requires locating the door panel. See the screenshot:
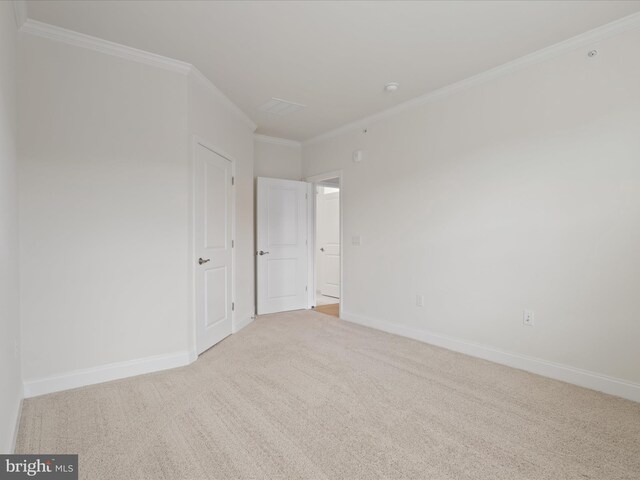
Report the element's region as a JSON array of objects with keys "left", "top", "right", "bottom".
[
  {"left": 324, "top": 254, "right": 340, "bottom": 293},
  {"left": 319, "top": 189, "right": 340, "bottom": 298},
  {"left": 205, "top": 162, "right": 228, "bottom": 249},
  {"left": 267, "top": 258, "right": 298, "bottom": 298},
  {"left": 268, "top": 188, "right": 299, "bottom": 246},
  {"left": 205, "top": 267, "right": 227, "bottom": 327},
  {"left": 195, "top": 142, "right": 233, "bottom": 354},
  {"left": 257, "top": 177, "right": 309, "bottom": 315}
]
